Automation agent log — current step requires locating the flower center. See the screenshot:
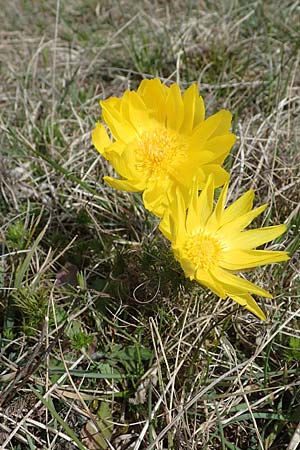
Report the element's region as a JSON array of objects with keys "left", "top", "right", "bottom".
[
  {"left": 135, "top": 127, "right": 186, "bottom": 179},
  {"left": 184, "top": 232, "right": 222, "bottom": 270}
]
